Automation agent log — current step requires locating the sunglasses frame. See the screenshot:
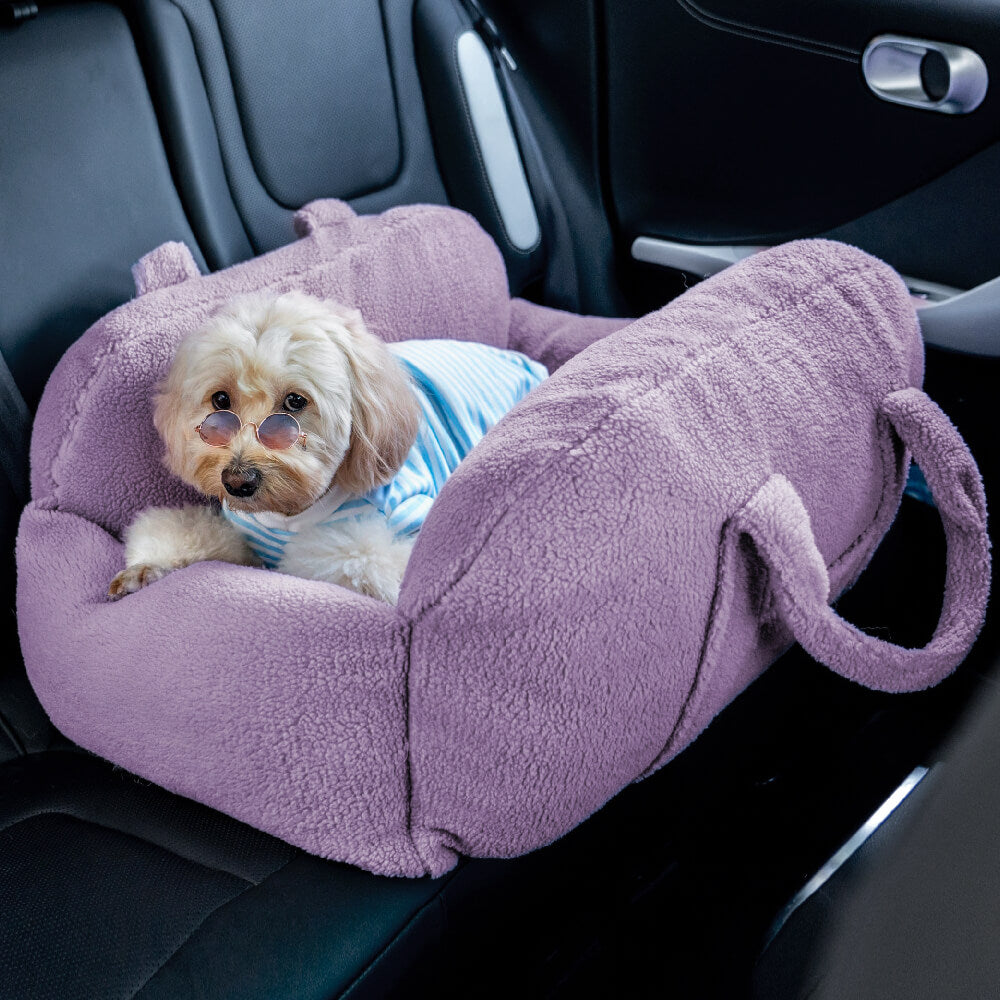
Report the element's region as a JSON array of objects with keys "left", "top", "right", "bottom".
[{"left": 195, "top": 409, "right": 308, "bottom": 450}]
